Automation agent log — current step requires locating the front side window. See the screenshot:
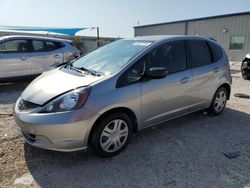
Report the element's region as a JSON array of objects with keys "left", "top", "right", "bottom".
[
  {"left": 0, "top": 39, "right": 29, "bottom": 53},
  {"left": 150, "top": 41, "right": 186, "bottom": 74},
  {"left": 72, "top": 40, "right": 152, "bottom": 75},
  {"left": 188, "top": 40, "right": 212, "bottom": 68},
  {"left": 117, "top": 41, "right": 187, "bottom": 88},
  {"left": 116, "top": 58, "right": 146, "bottom": 88},
  {"left": 229, "top": 36, "right": 245, "bottom": 50}
]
